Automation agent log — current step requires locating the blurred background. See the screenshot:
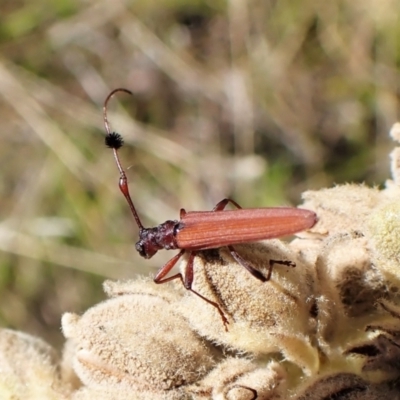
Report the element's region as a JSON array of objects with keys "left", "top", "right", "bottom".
[{"left": 0, "top": 0, "right": 399, "bottom": 347}]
